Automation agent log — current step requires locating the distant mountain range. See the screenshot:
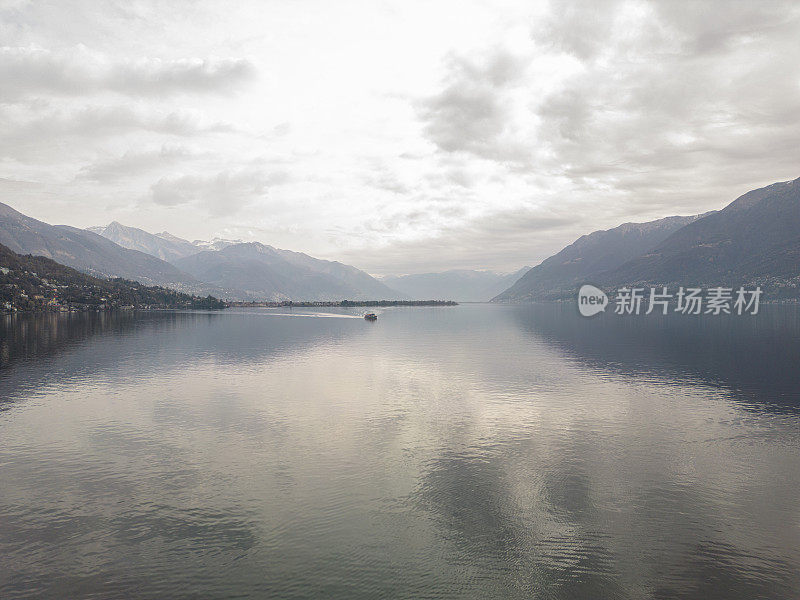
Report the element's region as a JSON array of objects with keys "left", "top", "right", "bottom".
[
  {"left": 383, "top": 268, "right": 530, "bottom": 302},
  {"left": 88, "top": 222, "right": 245, "bottom": 260},
  {"left": 174, "top": 242, "right": 406, "bottom": 301},
  {"left": 0, "top": 203, "right": 198, "bottom": 289},
  {"left": 89, "top": 221, "right": 405, "bottom": 301},
  {"left": 5, "top": 175, "right": 798, "bottom": 304},
  {"left": 494, "top": 176, "right": 800, "bottom": 301},
  {"left": 88, "top": 220, "right": 403, "bottom": 300},
  {"left": 88, "top": 222, "right": 200, "bottom": 262},
  {"left": 0, "top": 203, "right": 405, "bottom": 301}
]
